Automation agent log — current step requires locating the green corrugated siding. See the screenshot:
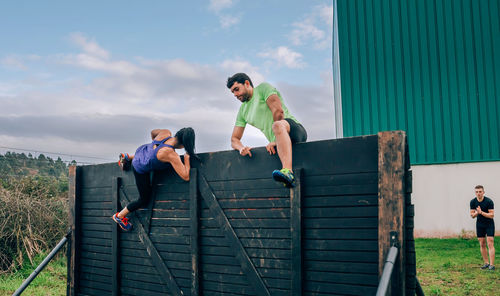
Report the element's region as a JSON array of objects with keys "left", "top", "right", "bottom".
[{"left": 337, "top": 0, "right": 500, "bottom": 164}]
